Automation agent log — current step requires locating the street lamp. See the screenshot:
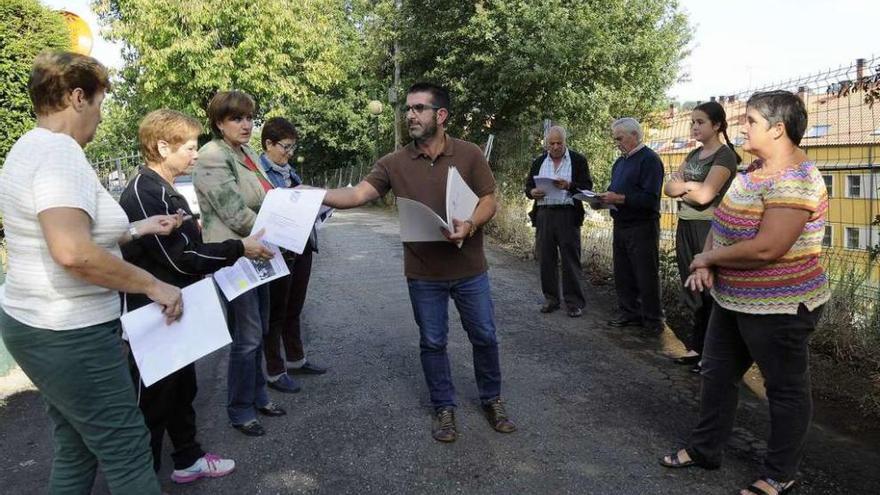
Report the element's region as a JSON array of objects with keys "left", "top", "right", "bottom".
[
  {"left": 368, "top": 100, "right": 384, "bottom": 116},
  {"left": 60, "top": 11, "right": 93, "bottom": 56},
  {"left": 368, "top": 100, "right": 383, "bottom": 163}
]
